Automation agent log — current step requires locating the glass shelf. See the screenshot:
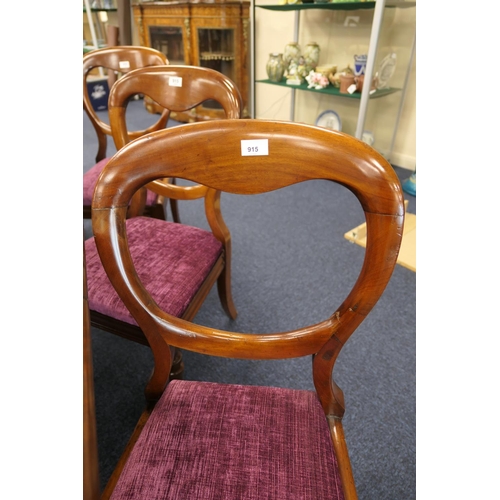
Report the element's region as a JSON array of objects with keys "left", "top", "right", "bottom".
[
  {"left": 83, "top": 44, "right": 107, "bottom": 54},
  {"left": 256, "top": 1, "right": 416, "bottom": 12},
  {"left": 256, "top": 79, "right": 401, "bottom": 99},
  {"left": 83, "top": 8, "right": 117, "bottom": 12}
]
